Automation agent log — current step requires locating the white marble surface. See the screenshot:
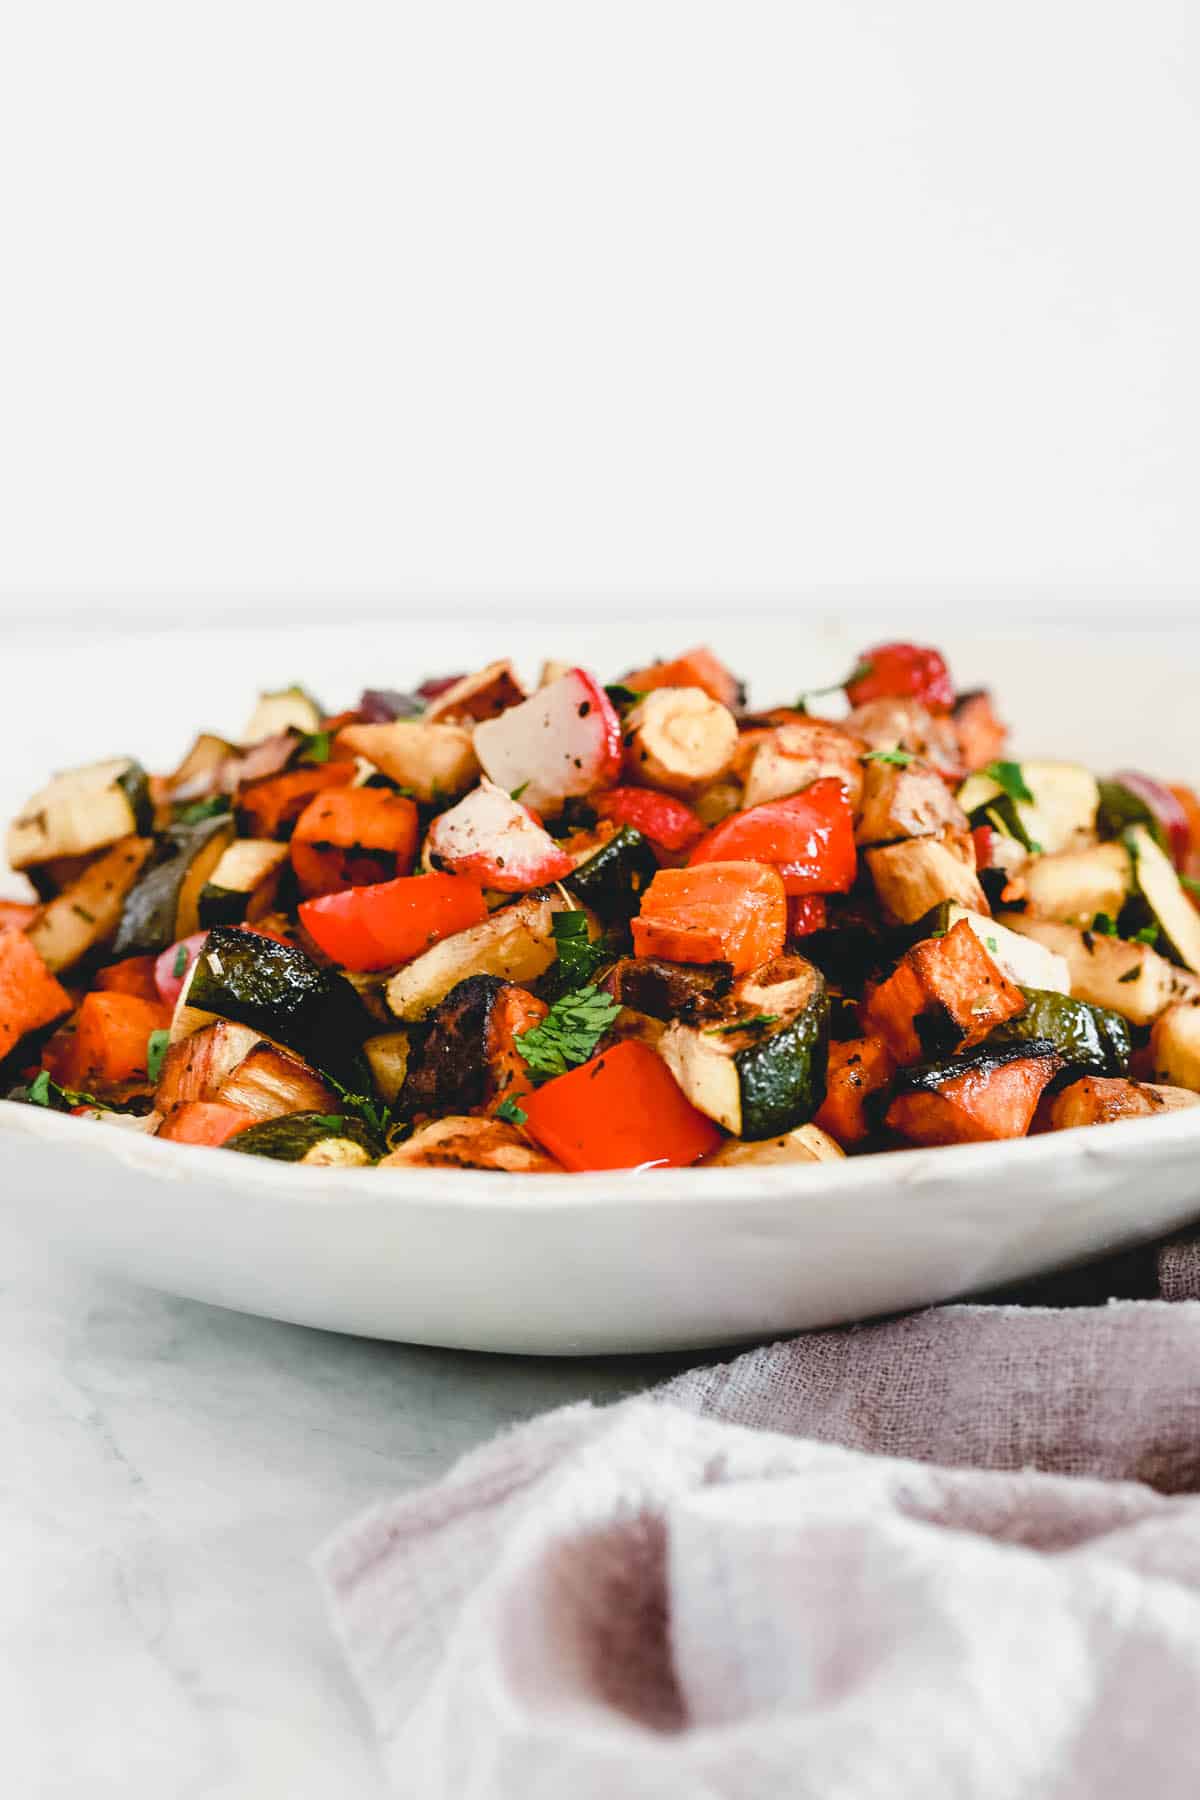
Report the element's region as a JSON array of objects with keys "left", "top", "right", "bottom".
[{"left": 2, "top": 1217, "right": 676, "bottom": 1796}]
